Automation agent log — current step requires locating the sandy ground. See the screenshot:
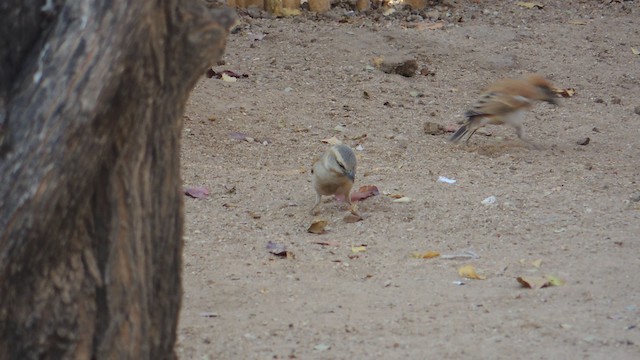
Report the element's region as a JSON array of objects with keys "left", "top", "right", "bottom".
[{"left": 176, "top": 1, "right": 640, "bottom": 358}]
